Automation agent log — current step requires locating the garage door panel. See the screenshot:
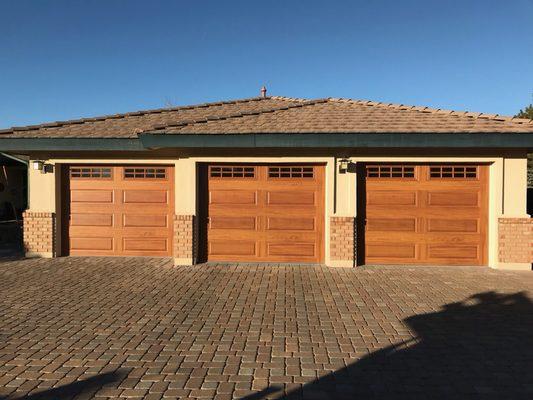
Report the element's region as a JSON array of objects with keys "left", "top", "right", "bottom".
[
  {"left": 423, "top": 233, "right": 483, "bottom": 244},
  {"left": 123, "top": 190, "right": 168, "bottom": 204},
  {"left": 427, "top": 191, "right": 479, "bottom": 207},
  {"left": 70, "top": 237, "right": 114, "bottom": 251},
  {"left": 209, "top": 241, "right": 257, "bottom": 257},
  {"left": 421, "top": 208, "right": 483, "bottom": 218},
  {"left": 210, "top": 216, "right": 257, "bottom": 230},
  {"left": 70, "top": 213, "right": 114, "bottom": 227},
  {"left": 265, "top": 232, "right": 318, "bottom": 243},
  {"left": 71, "top": 190, "right": 114, "bottom": 203},
  {"left": 366, "top": 231, "right": 427, "bottom": 242},
  {"left": 427, "top": 218, "right": 479, "bottom": 233},
  {"left": 123, "top": 238, "right": 168, "bottom": 252},
  {"left": 210, "top": 190, "right": 257, "bottom": 205},
  {"left": 69, "top": 226, "right": 115, "bottom": 236},
  {"left": 267, "top": 243, "right": 316, "bottom": 257},
  {"left": 123, "top": 214, "right": 168, "bottom": 228},
  {"left": 364, "top": 164, "right": 487, "bottom": 266},
  {"left": 68, "top": 165, "right": 174, "bottom": 256},
  {"left": 366, "top": 243, "right": 417, "bottom": 259},
  {"left": 427, "top": 244, "right": 479, "bottom": 261},
  {"left": 208, "top": 230, "right": 260, "bottom": 240},
  {"left": 267, "top": 191, "right": 315, "bottom": 206},
  {"left": 267, "top": 217, "right": 315, "bottom": 231},
  {"left": 367, "top": 191, "right": 417, "bottom": 206},
  {"left": 366, "top": 218, "right": 417, "bottom": 232}
]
